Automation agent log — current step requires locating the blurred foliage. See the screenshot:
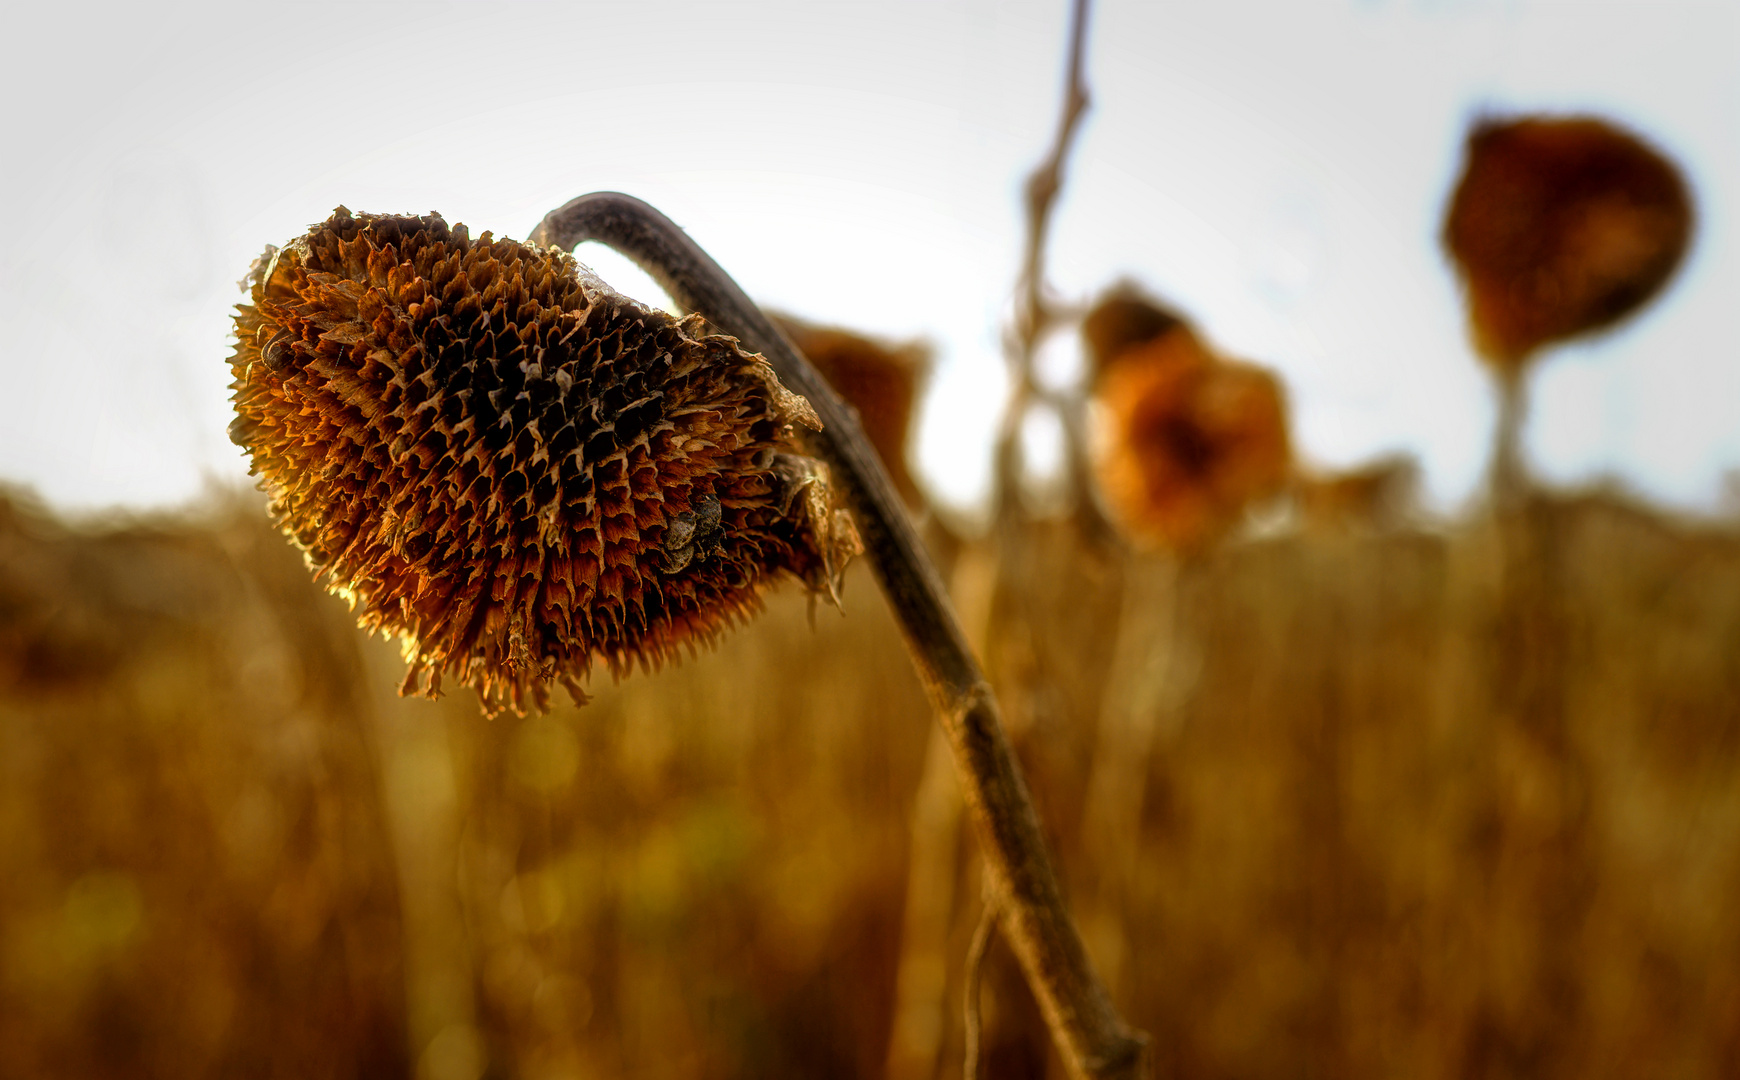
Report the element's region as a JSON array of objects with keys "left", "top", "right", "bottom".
[
  {"left": 3, "top": 483, "right": 1740, "bottom": 1078},
  {"left": 0, "top": 491, "right": 405, "bottom": 1079}
]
